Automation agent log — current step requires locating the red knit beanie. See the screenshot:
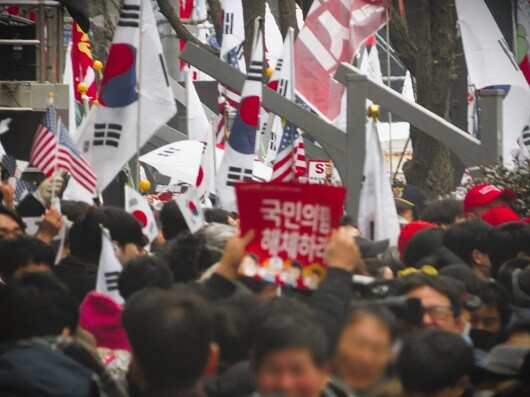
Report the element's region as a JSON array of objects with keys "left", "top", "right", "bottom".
[{"left": 398, "top": 221, "right": 436, "bottom": 261}]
